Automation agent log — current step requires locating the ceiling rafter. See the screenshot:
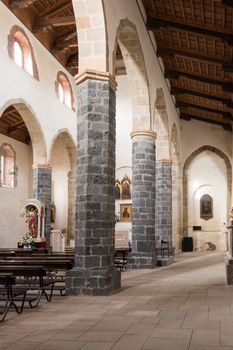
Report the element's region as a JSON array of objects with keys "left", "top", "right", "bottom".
[
  {"left": 165, "top": 69, "right": 233, "bottom": 91},
  {"left": 157, "top": 46, "right": 232, "bottom": 67},
  {"left": 146, "top": 16, "right": 233, "bottom": 45},
  {"left": 171, "top": 87, "right": 233, "bottom": 108},
  {"left": 9, "top": 0, "right": 37, "bottom": 8},
  {"left": 176, "top": 101, "right": 233, "bottom": 120},
  {"left": 180, "top": 112, "right": 232, "bottom": 131},
  {"left": 33, "top": 15, "right": 75, "bottom": 32},
  {"left": 38, "top": 0, "right": 71, "bottom": 17}
]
